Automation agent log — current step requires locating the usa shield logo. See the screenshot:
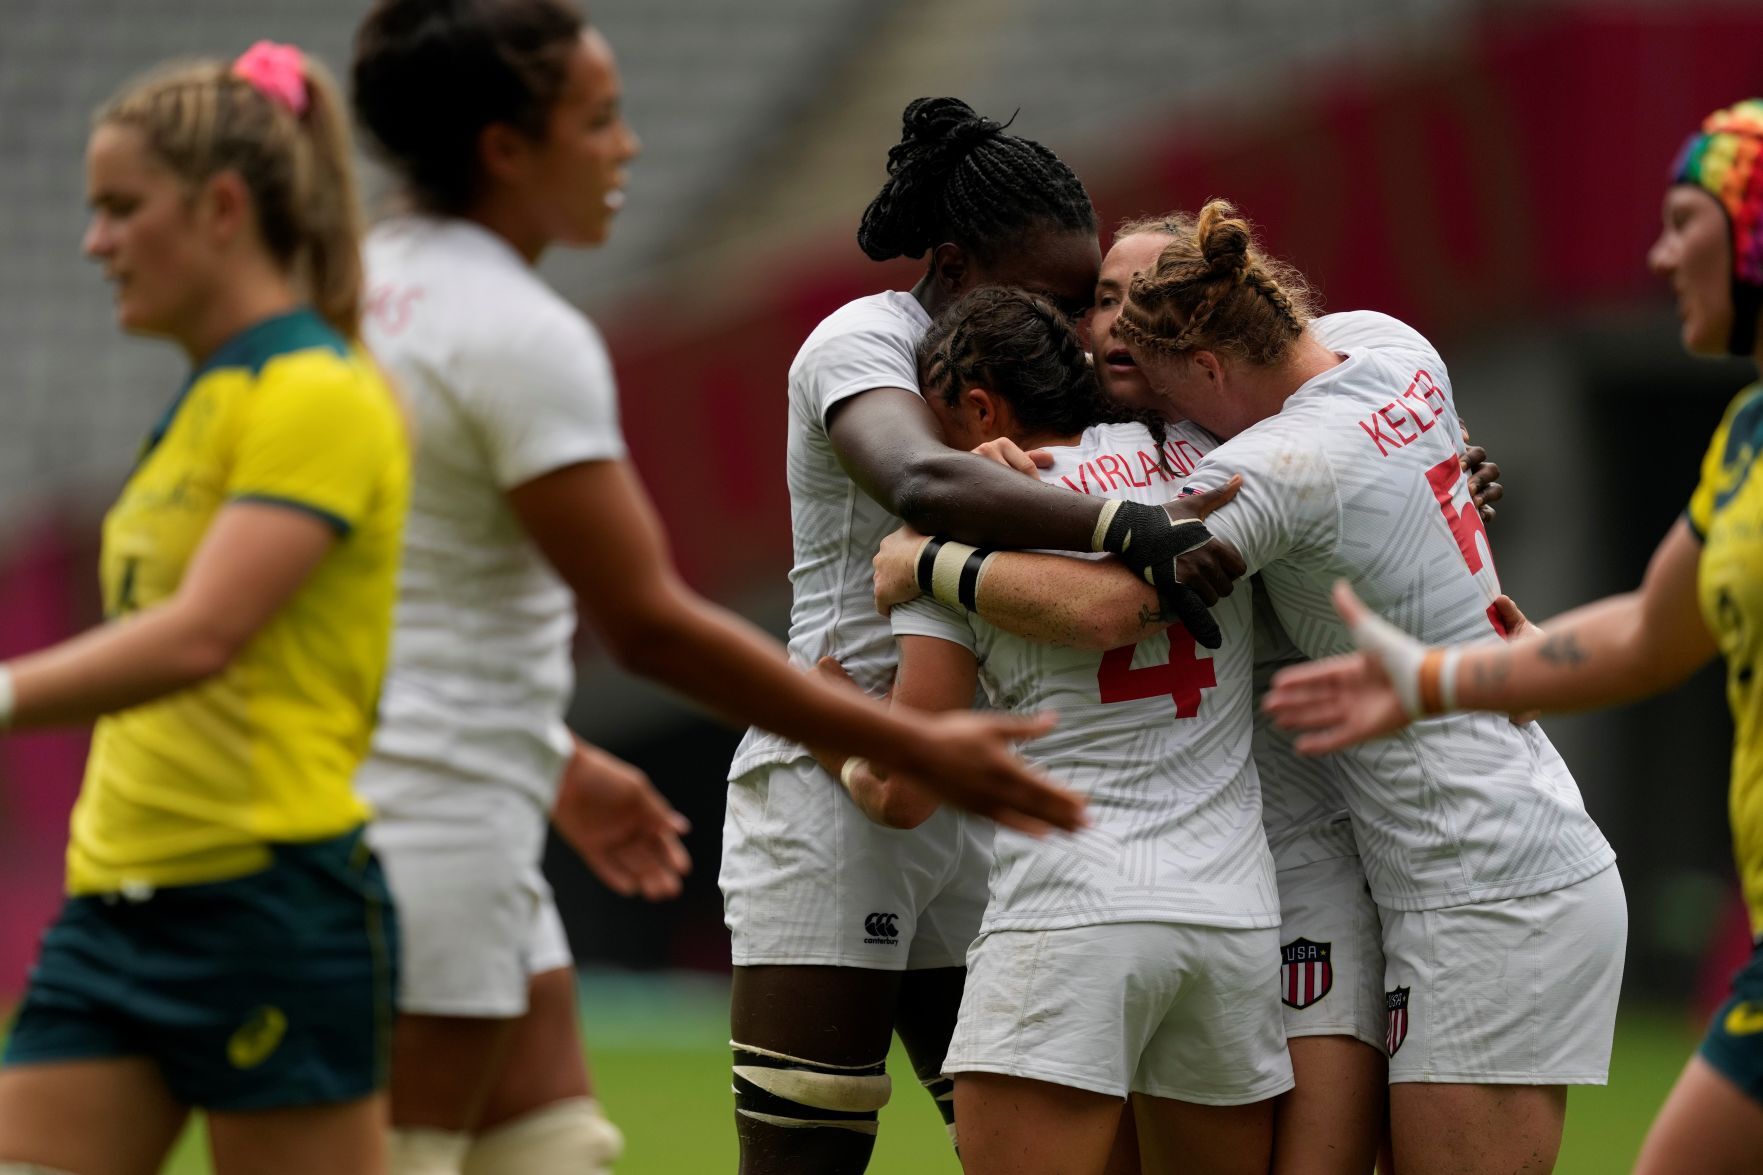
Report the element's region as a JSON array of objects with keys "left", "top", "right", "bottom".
[
  {"left": 1386, "top": 987, "right": 1411, "bottom": 1056},
  {"left": 1280, "top": 938, "right": 1333, "bottom": 1010}
]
